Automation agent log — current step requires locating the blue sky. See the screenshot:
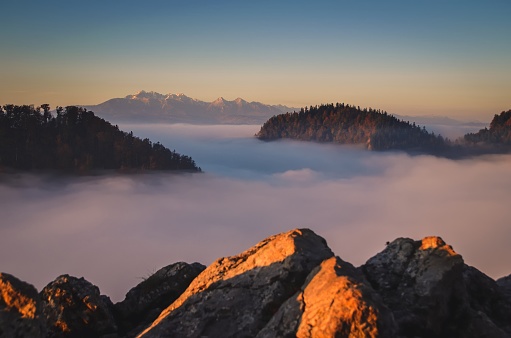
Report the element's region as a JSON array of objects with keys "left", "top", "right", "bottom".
[{"left": 1, "top": 0, "right": 510, "bottom": 119}]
